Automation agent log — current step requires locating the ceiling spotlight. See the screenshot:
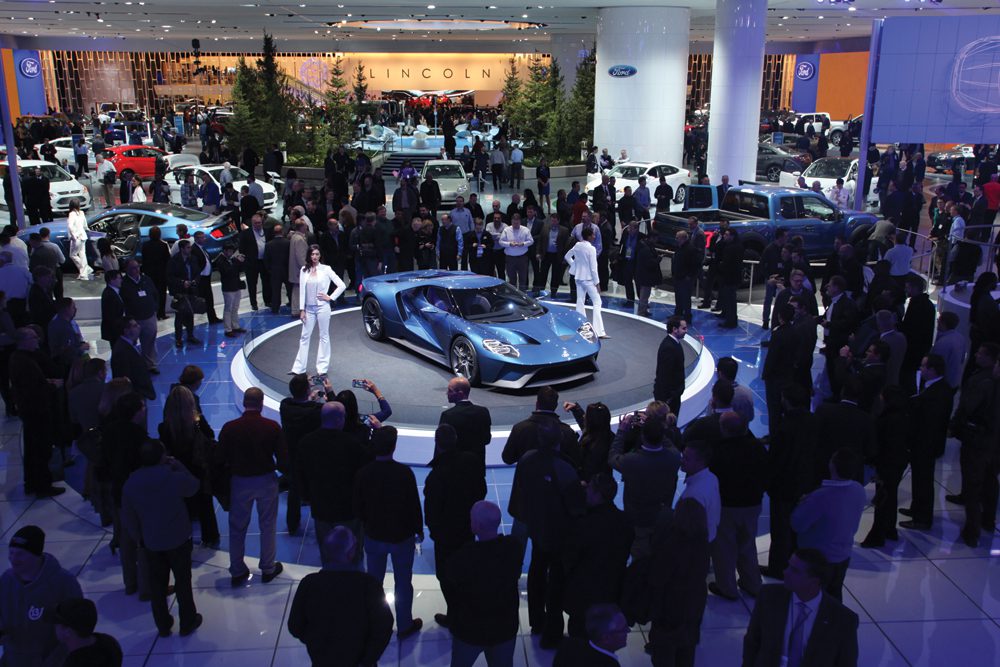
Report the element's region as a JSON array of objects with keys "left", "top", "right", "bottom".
[
  {"left": 427, "top": 3, "right": 435, "bottom": 8},
  {"left": 96, "top": 14, "right": 104, "bottom": 22}
]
